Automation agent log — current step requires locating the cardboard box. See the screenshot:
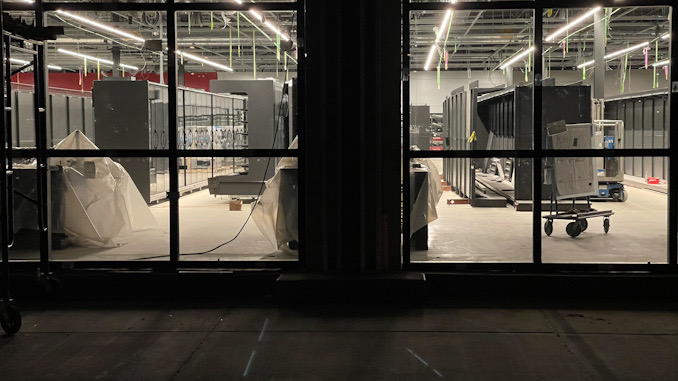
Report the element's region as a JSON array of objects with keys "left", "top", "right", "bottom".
[{"left": 229, "top": 200, "right": 242, "bottom": 211}]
